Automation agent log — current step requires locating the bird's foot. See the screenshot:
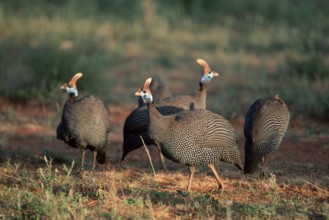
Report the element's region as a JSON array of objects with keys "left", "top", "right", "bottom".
[
  {"left": 160, "top": 166, "right": 169, "bottom": 173},
  {"left": 216, "top": 184, "right": 225, "bottom": 195},
  {"left": 259, "top": 170, "right": 270, "bottom": 179},
  {"left": 177, "top": 190, "right": 190, "bottom": 197},
  {"left": 79, "top": 167, "right": 86, "bottom": 175}
]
